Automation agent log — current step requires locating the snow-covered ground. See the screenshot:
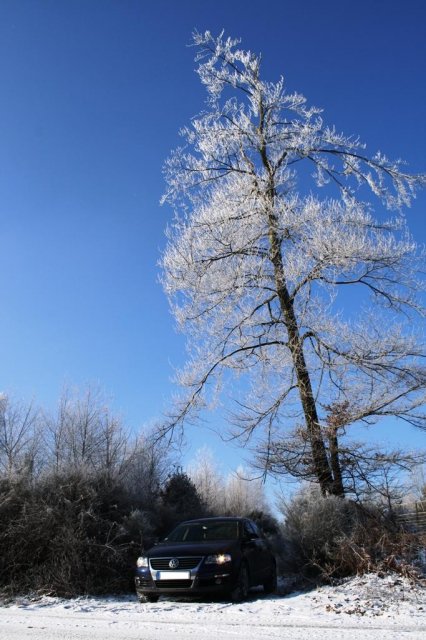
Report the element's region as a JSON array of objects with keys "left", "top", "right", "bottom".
[{"left": 0, "top": 573, "right": 424, "bottom": 640}]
